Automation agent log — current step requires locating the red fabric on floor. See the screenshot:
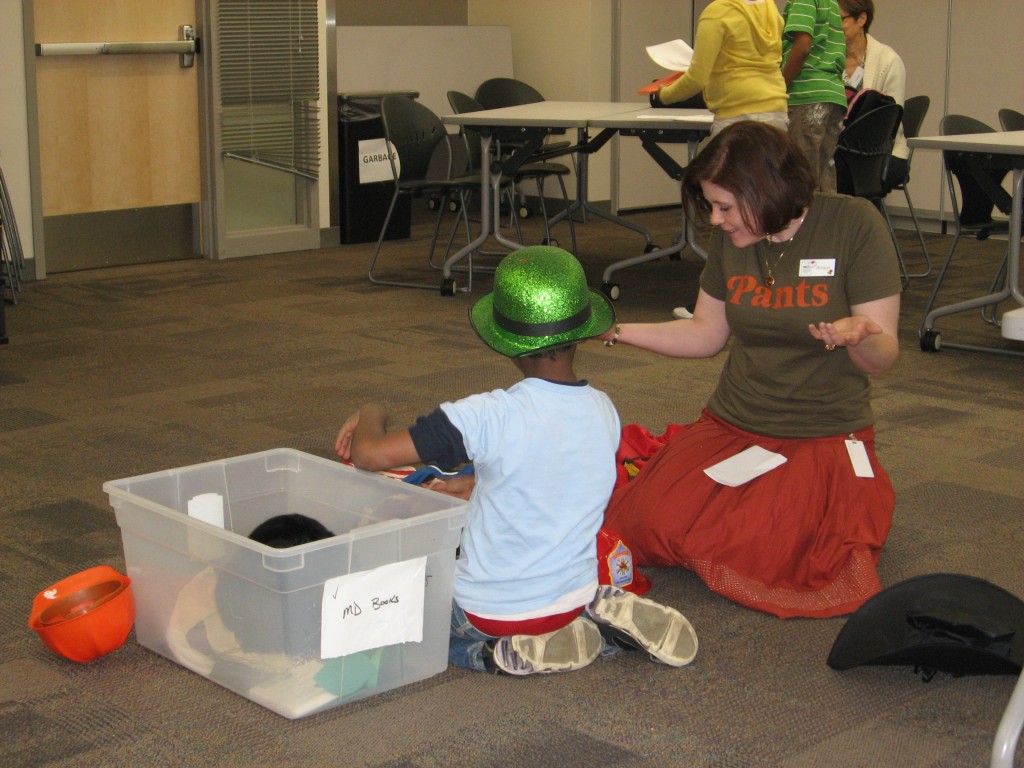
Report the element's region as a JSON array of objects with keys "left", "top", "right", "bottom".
[{"left": 605, "top": 410, "right": 894, "bottom": 619}]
